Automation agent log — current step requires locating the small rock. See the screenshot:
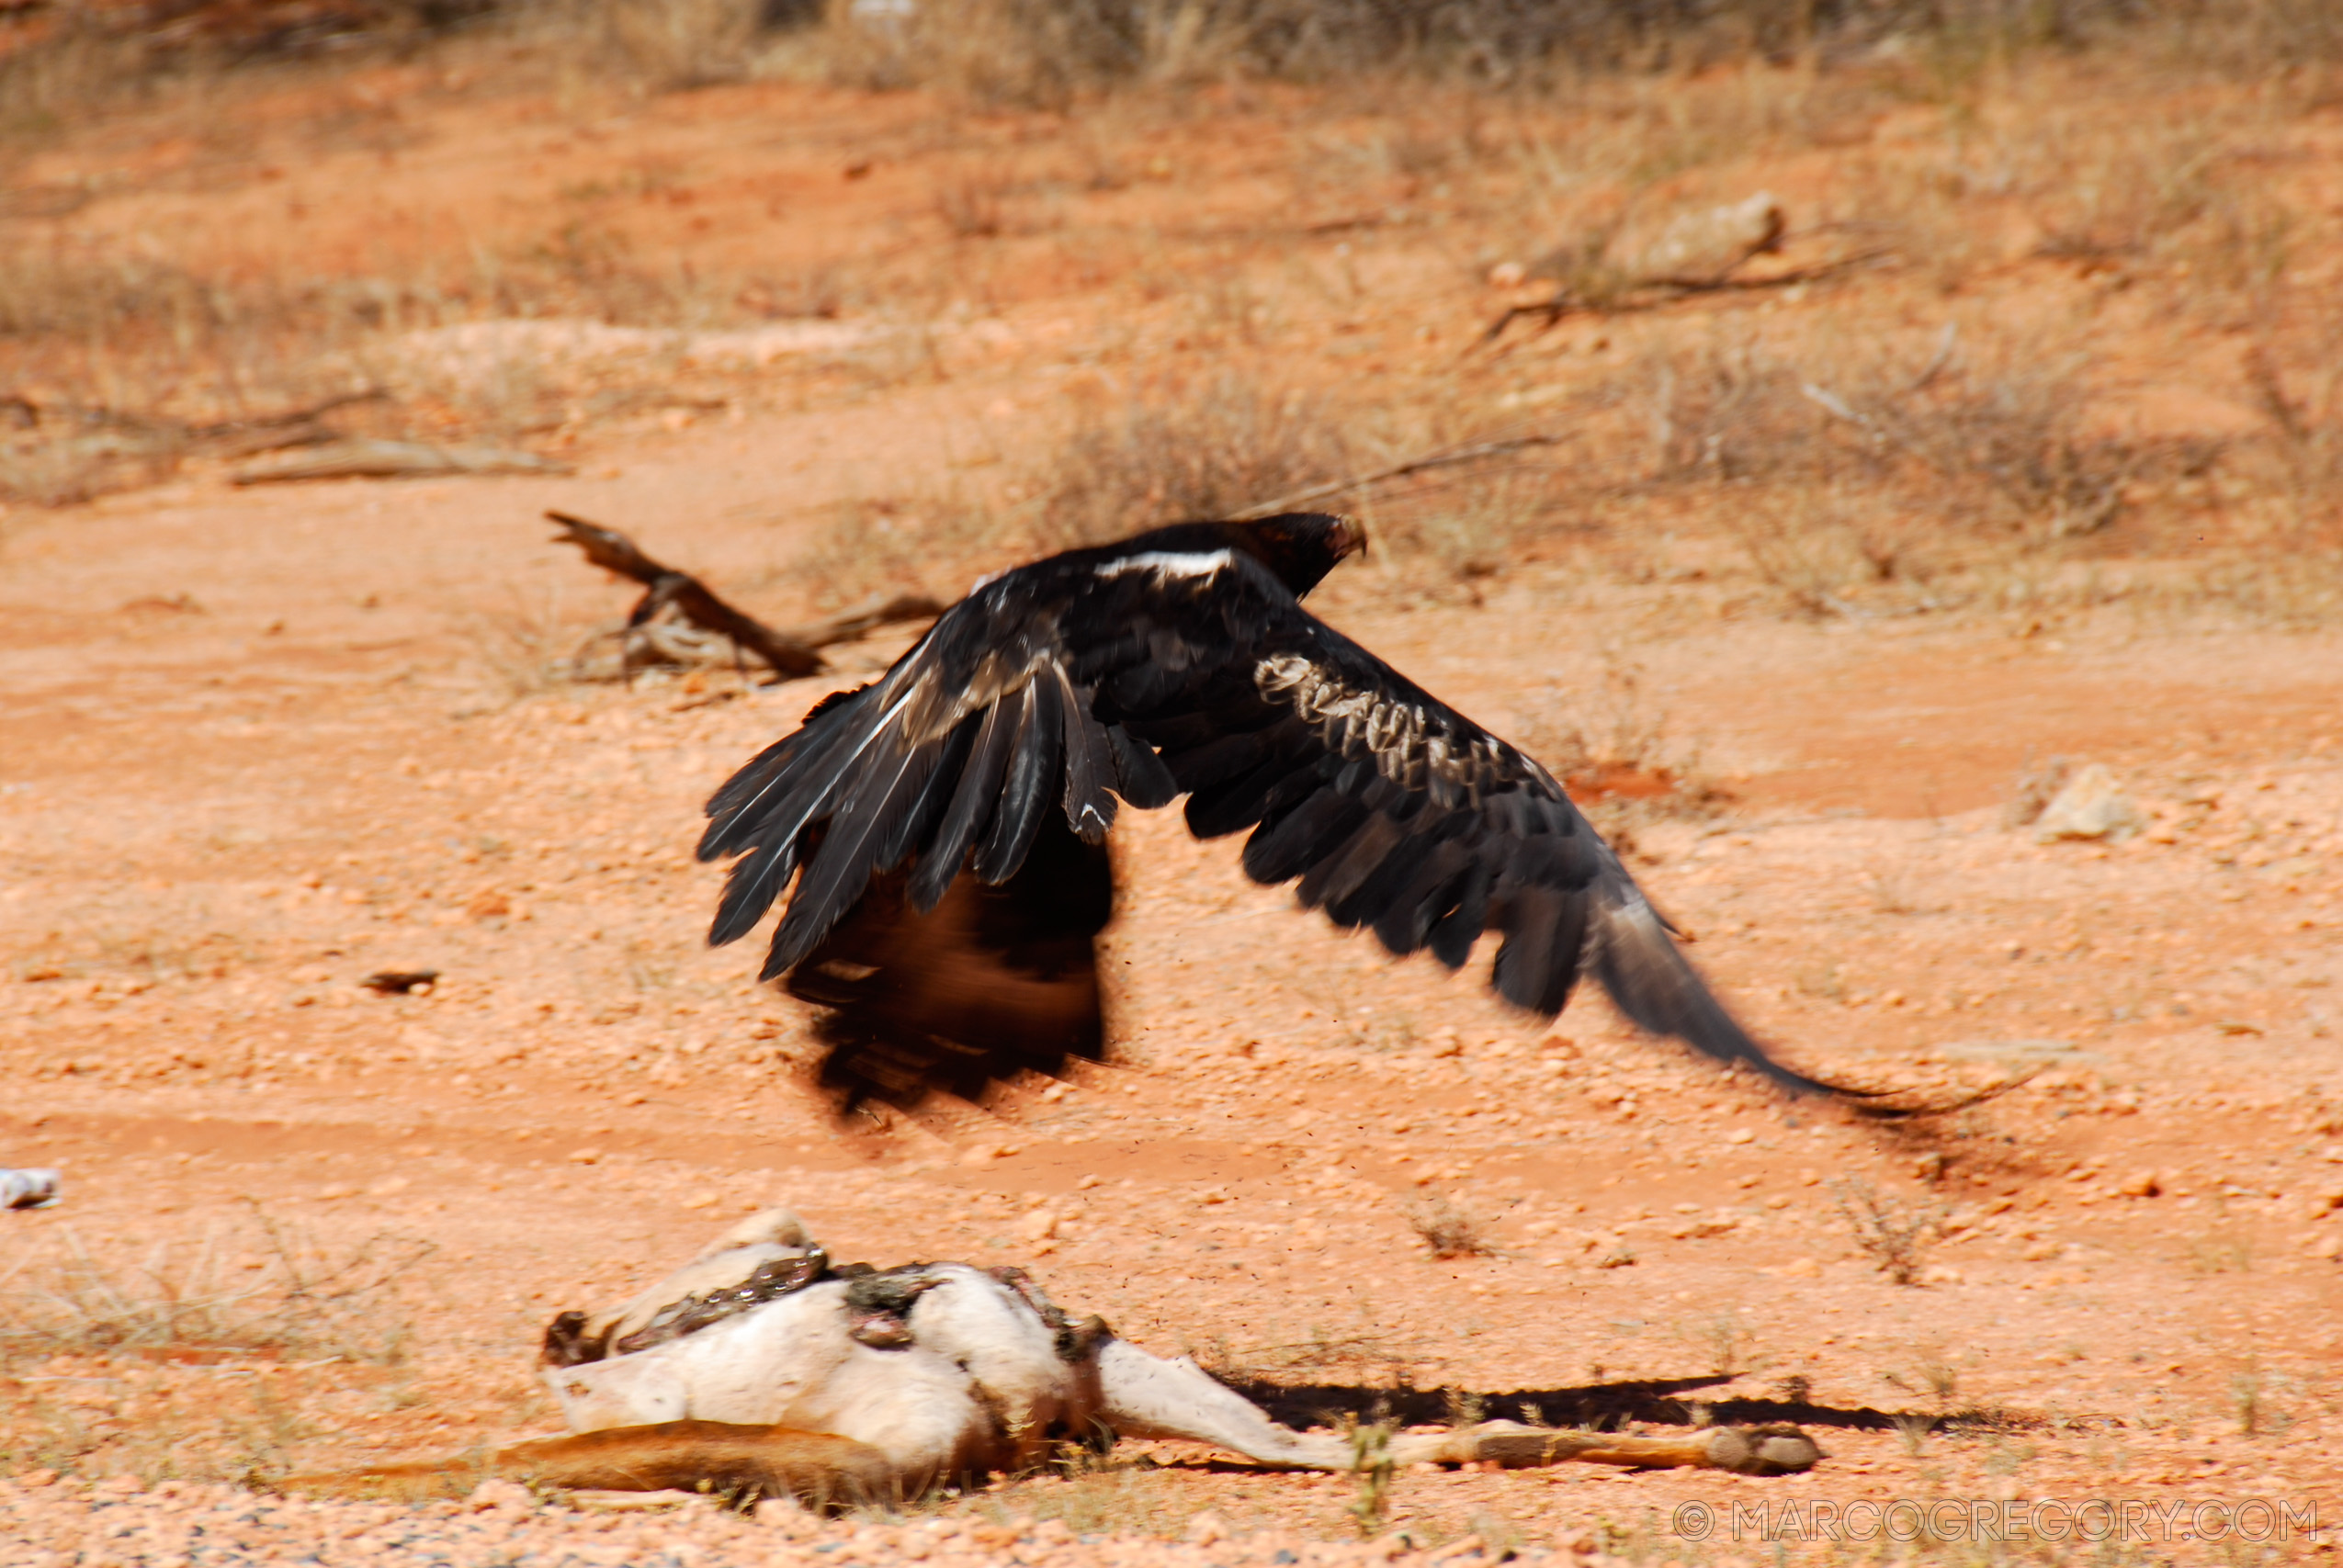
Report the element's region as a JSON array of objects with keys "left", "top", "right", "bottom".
[
  {"left": 467, "top": 1478, "right": 534, "bottom": 1512},
  {"left": 2033, "top": 762, "right": 2142, "bottom": 842},
  {"left": 1487, "top": 260, "right": 1528, "bottom": 288},
  {"left": 2118, "top": 1171, "right": 2162, "bottom": 1198},
  {"left": 1779, "top": 1256, "right": 1823, "bottom": 1279},
  {"left": 1600, "top": 192, "right": 1786, "bottom": 287},
  {"left": 1188, "top": 1509, "right": 1230, "bottom": 1546}
]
